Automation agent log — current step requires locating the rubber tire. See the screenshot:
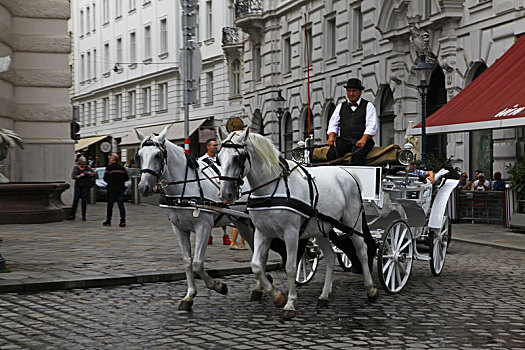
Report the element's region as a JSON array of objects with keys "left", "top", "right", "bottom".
[
  {"left": 337, "top": 252, "right": 353, "bottom": 272},
  {"left": 377, "top": 219, "right": 414, "bottom": 294},
  {"left": 295, "top": 239, "right": 320, "bottom": 286},
  {"left": 430, "top": 216, "right": 449, "bottom": 276}
]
